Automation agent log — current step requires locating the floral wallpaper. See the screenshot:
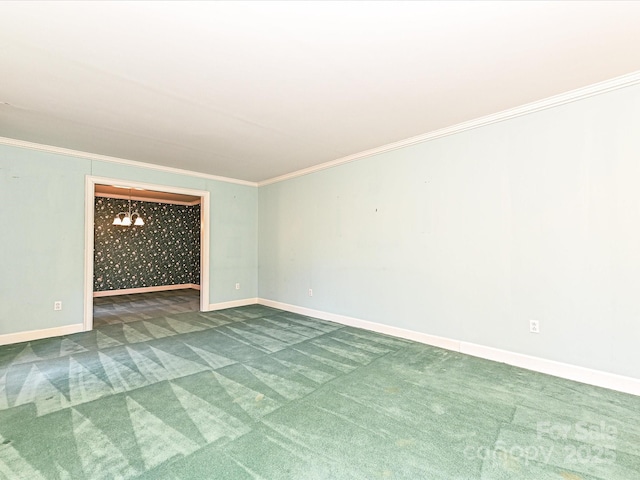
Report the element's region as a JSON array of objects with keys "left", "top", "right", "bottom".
[{"left": 94, "top": 197, "right": 201, "bottom": 291}]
